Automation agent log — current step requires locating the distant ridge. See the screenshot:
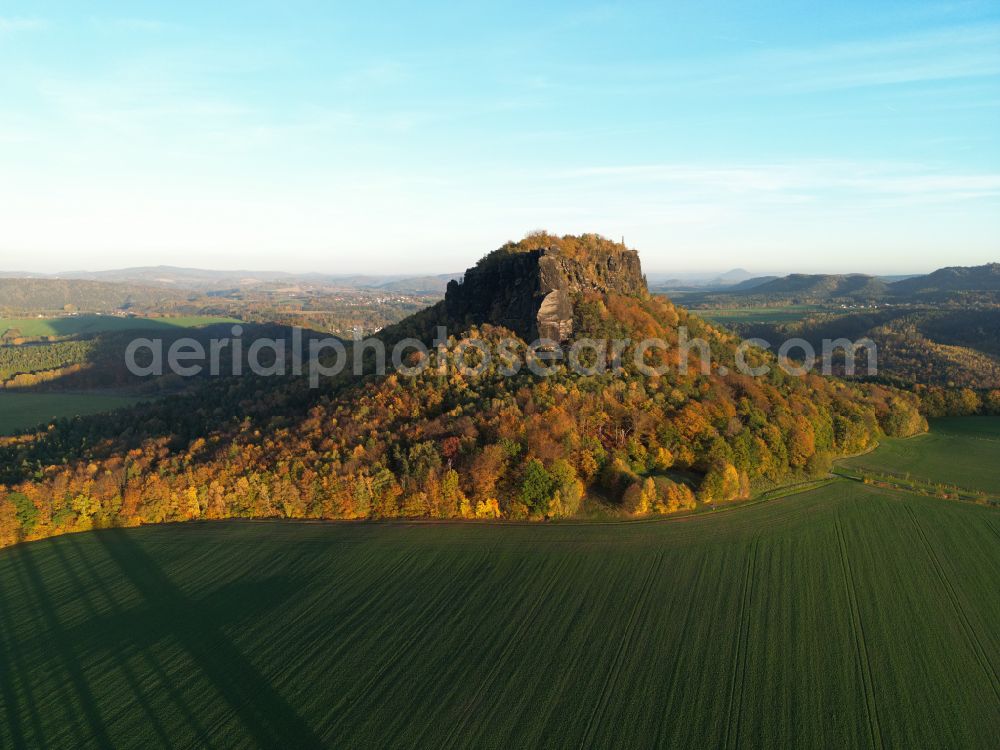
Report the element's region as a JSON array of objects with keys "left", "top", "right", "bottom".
[
  {"left": 0, "top": 277, "right": 191, "bottom": 314},
  {"left": 889, "top": 263, "right": 1000, "bottom": 295},
  {"left": 725, "top": 275, "right": 781, "bottom": 292},
  {"left": 0, "top": 266, "right": 462, "bottom": 295},
  {"left": 688, "top": 263, "right": 1000, "bottom": 303},
  {"left": 739, "top": 273, "right": 890, "bottom": 300}
]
